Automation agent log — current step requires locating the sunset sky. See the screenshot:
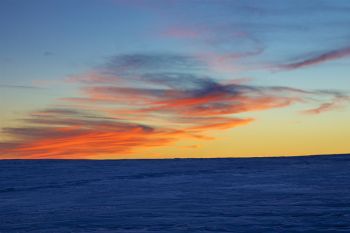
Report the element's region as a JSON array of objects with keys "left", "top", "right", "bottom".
[{"left": 1, "top": 0, "right": 349, "bottom": 159}]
